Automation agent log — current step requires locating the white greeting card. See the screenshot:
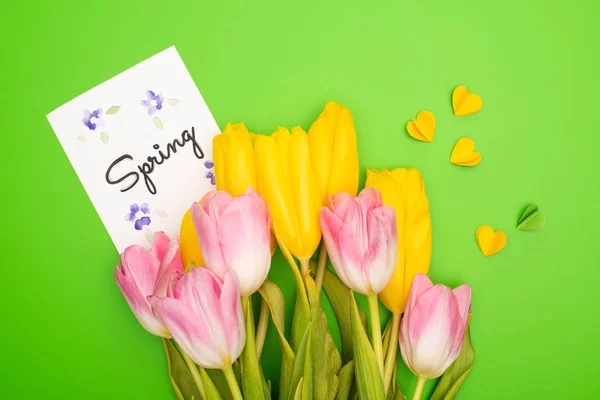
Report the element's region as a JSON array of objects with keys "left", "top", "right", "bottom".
[{"left": 47, "top": 46, "right": 220, "bottom": 253}]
